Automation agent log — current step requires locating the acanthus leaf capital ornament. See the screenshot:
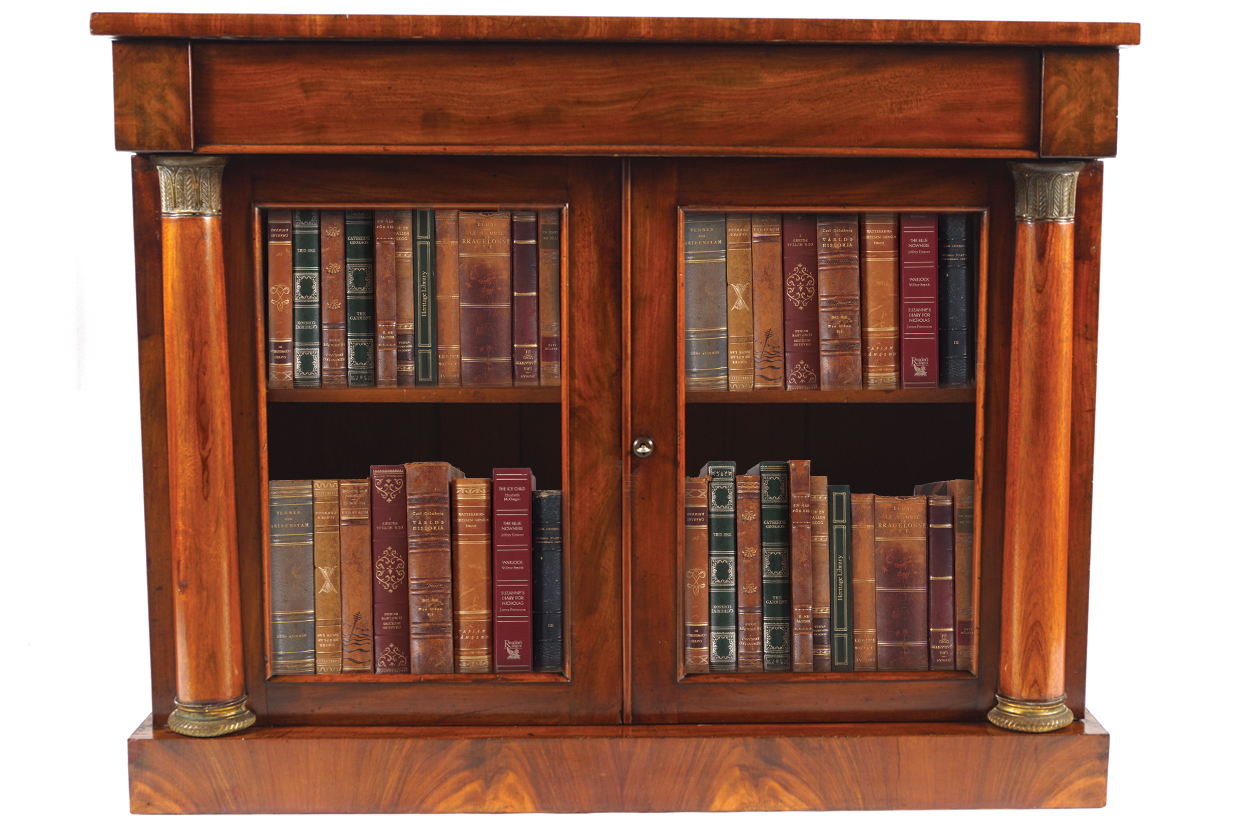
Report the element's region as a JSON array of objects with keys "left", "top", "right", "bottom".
[
  {"left": 1008, "top": 161, "right": 1084, "bottom": 222},
  {"left": 151, "top": 155, "right": 228, "bottom": 216}
]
